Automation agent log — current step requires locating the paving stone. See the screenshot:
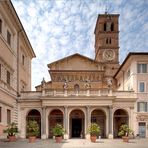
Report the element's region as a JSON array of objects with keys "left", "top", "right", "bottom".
[{"left": 0, "top": 139, "right": 148, "bottom": 148}]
